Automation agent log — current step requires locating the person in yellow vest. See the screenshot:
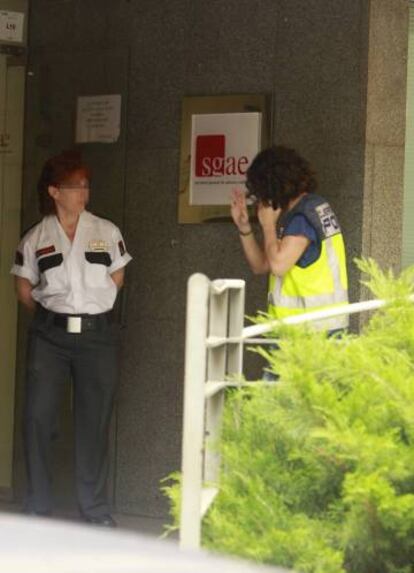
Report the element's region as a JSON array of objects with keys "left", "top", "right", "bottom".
[{"left": 230, "top": 145, "right": 348, "bottom": 333}]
